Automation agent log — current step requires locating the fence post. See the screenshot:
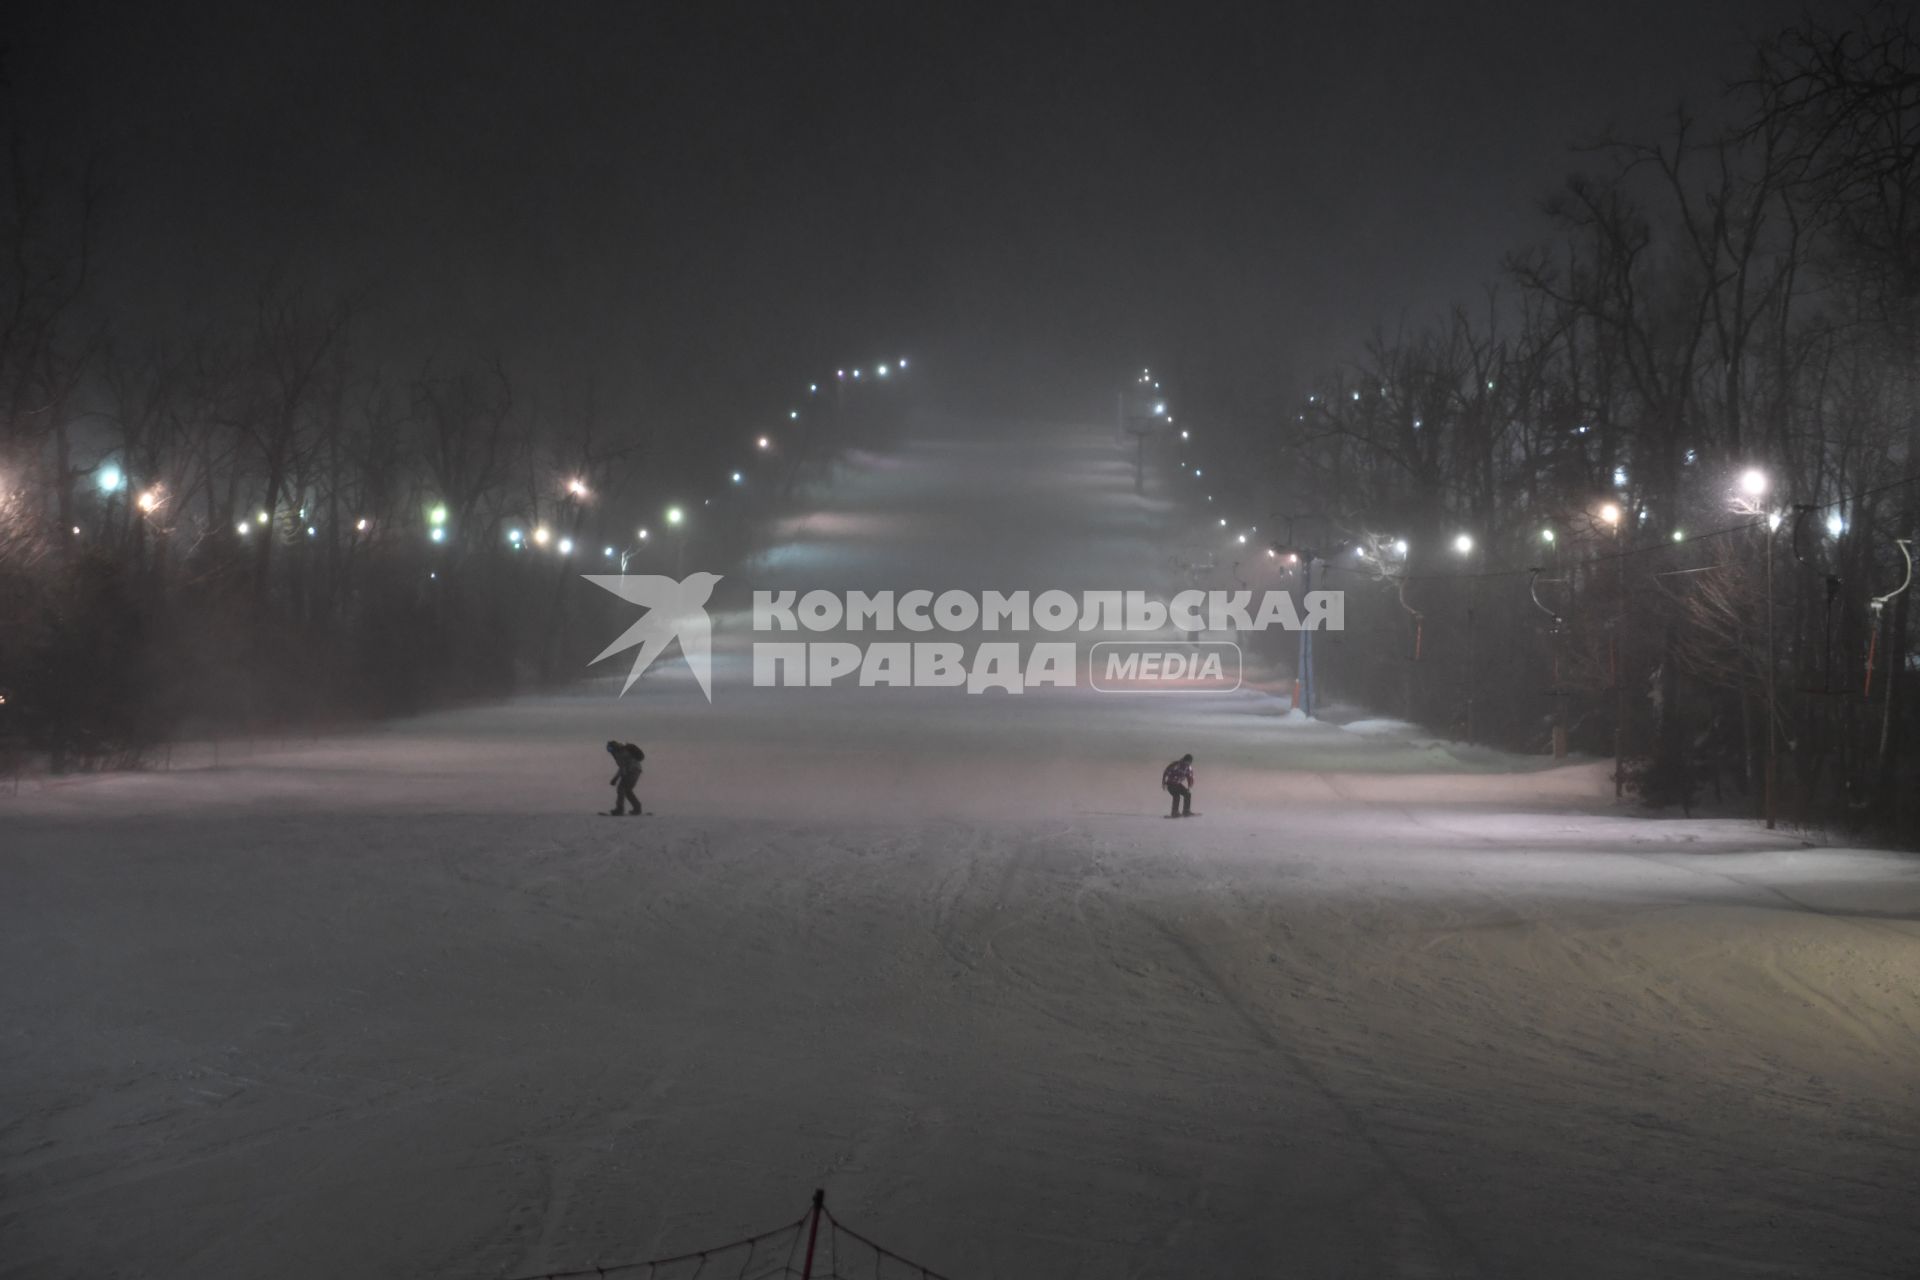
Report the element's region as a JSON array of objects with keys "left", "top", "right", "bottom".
[{"left": 800, "top": 1189, "right": 825, "bottom": 1280}]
